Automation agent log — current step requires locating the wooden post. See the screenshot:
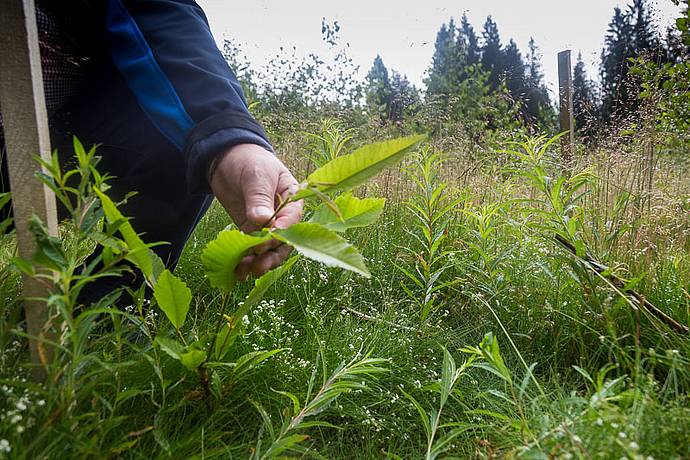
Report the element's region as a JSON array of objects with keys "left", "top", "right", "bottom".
[
  {"left": 0, "top": 0, "right": 58, "bottom": 381},
  {"left": 558, "top": 50, "right": 575, "bottom": 163}
]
